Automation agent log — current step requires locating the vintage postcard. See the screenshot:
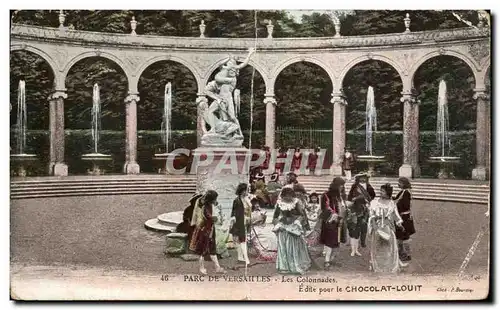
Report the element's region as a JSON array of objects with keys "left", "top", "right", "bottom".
[{"left": 9, "top": 9, "right": 491, "bottom": 301}]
